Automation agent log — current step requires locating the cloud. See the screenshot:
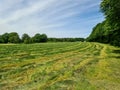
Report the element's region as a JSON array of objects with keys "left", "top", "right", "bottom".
[
  {"left": 1, "top": 0, "right": 58, "bottom": 23},
  {"left": 0, "top": 0, "right": 104, "bottom": 38}
]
